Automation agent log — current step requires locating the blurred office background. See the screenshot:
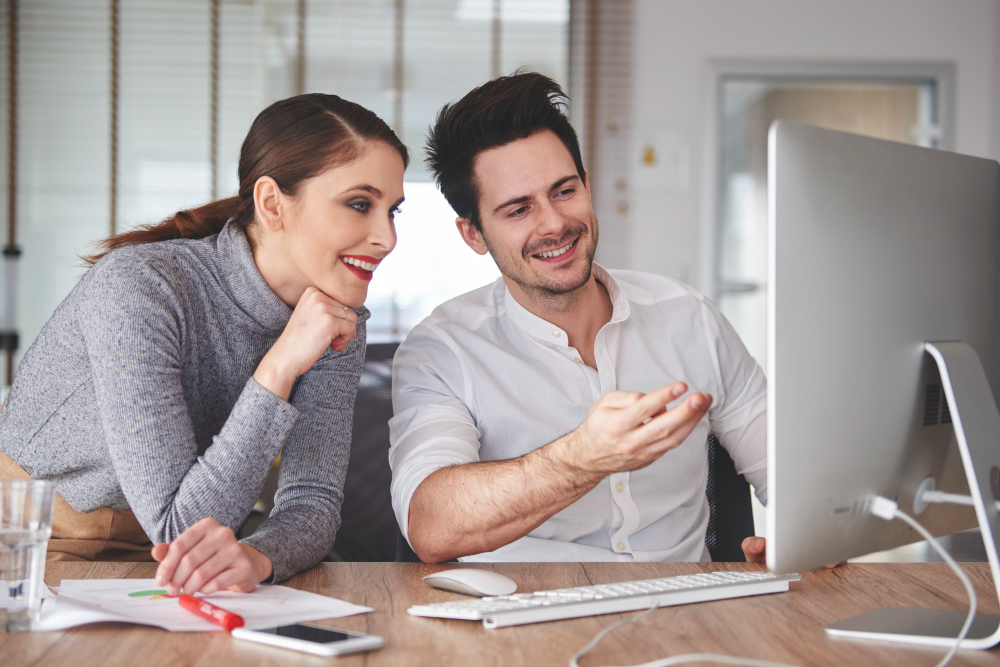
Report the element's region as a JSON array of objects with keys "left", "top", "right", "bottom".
[{"left": 1, "top": 0, "right": 999, "bottom": 557}]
